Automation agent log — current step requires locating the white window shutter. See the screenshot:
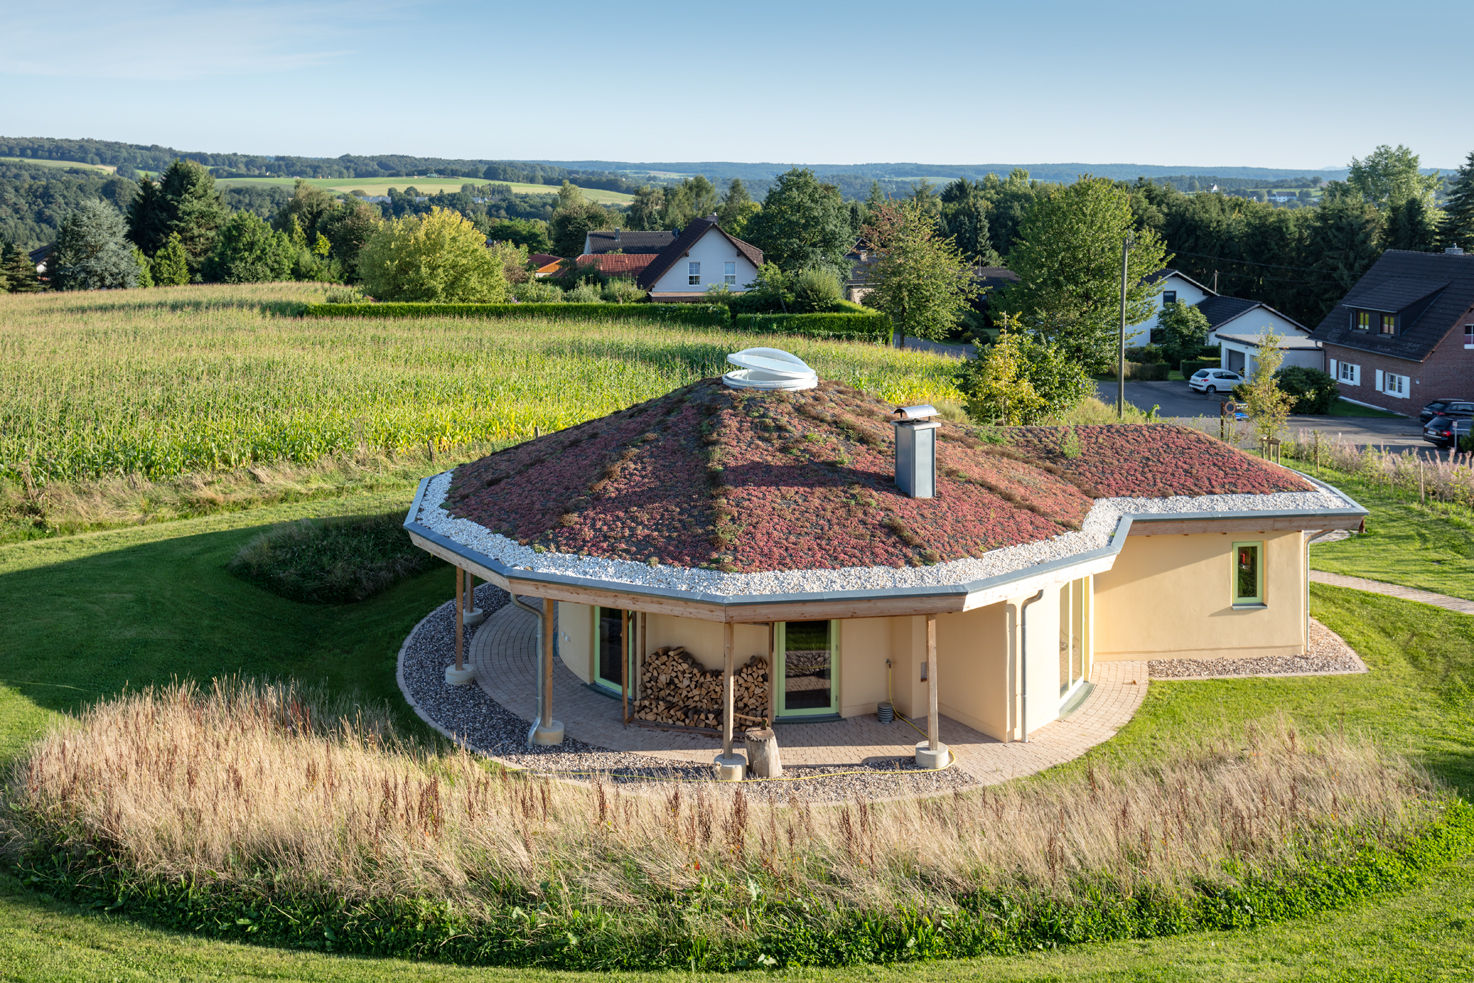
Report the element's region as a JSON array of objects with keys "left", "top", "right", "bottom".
[
  {"left": 1329, "top": 358, "right": 1337, "bottom": 377},
  {"left": 1375, "top": 369, "right": 1384, "bottom": 392}
]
